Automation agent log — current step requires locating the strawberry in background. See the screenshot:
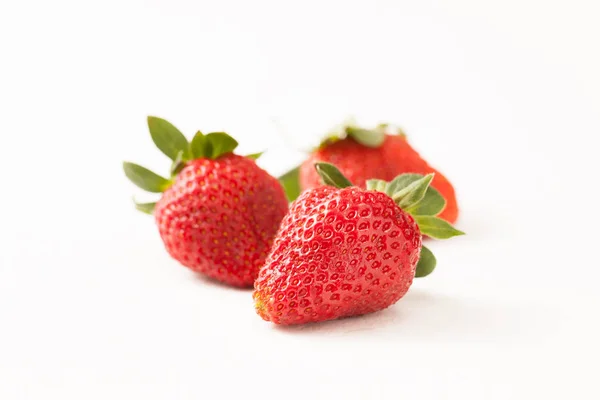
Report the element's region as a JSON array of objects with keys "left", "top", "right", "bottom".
[
  {"left": 124, "top": 117, "right": 288, "bottom": 287},
  {"left": 280, "top": 122, "right": 459, "bottom": 224}
]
